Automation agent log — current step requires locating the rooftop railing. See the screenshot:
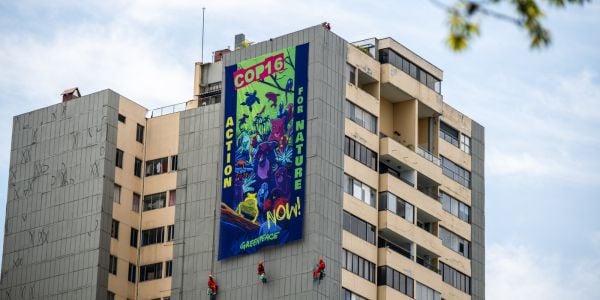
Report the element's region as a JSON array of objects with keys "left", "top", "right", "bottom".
[{"left": 147, "top": 102, "right": 187, "bottom": 118}]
